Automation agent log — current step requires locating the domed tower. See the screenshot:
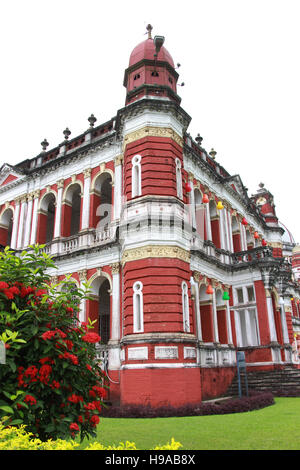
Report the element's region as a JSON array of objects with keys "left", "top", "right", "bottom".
[
  {"left": 123, "top": 24, "right": 181, "bottom": 106},
  {"left": 119, "top": 27, "right": 201, "bottom": 408}
]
